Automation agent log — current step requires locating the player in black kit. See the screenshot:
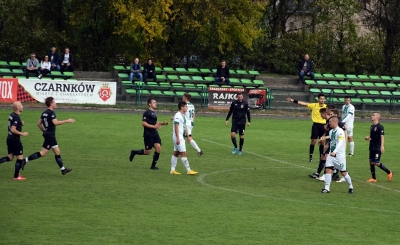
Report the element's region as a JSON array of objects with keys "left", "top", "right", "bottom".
[
  {"left": 0, "top": 102, "right": 29, "bottom": 180},
  {"left": 23, "top": 97, "right": 75, "bottom": 175},
  {"left": 129, "top": 98, "right": 169, "bottom": 170},
  {"left": 225, "top": 93, "right": 251, "bottom": 155},
  {"left": 365, "top": 113, "right": 392, "bottom": 182}
]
